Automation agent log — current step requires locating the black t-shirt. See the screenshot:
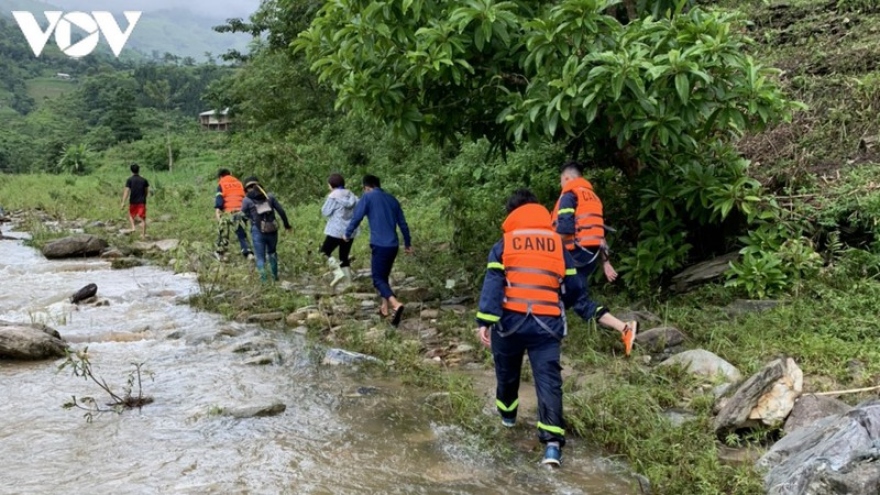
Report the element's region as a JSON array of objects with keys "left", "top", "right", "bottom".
[{"left": 126, "top": 175, "right": 149, "bottom": 204}]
